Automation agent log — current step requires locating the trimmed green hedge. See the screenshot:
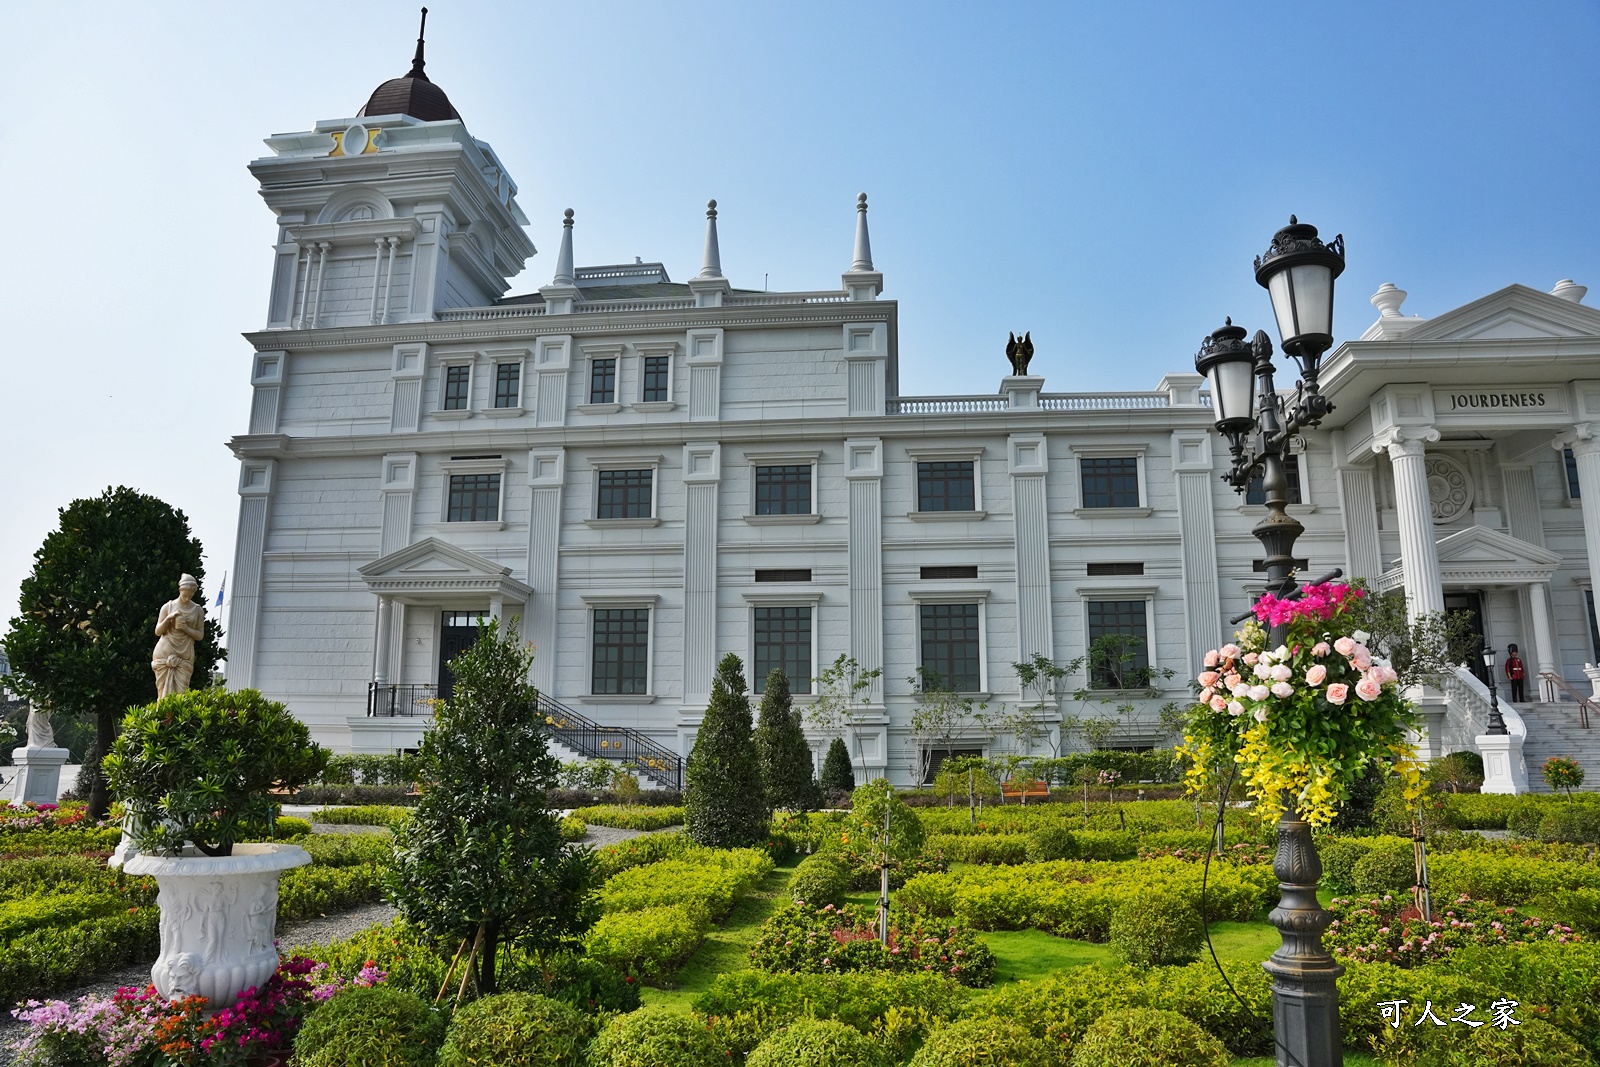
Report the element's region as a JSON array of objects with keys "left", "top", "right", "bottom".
[
  {"left": 692, "top": 971, "right": 973, "bottom": 1034},
  {"left": 593, "top": 831, "right": 695, "bottom": 880},
  {"left": 573, "top": 805, "right": 686, "bottom": 831},
  {"left": 309, "top": 804, "right": 413, "bottom": 829},
  {"left": 585, "top": 902, "right": 707, "bottom": 984},
  {"left": 599, "top": 848, "right": 773, "bottom": 922}
]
